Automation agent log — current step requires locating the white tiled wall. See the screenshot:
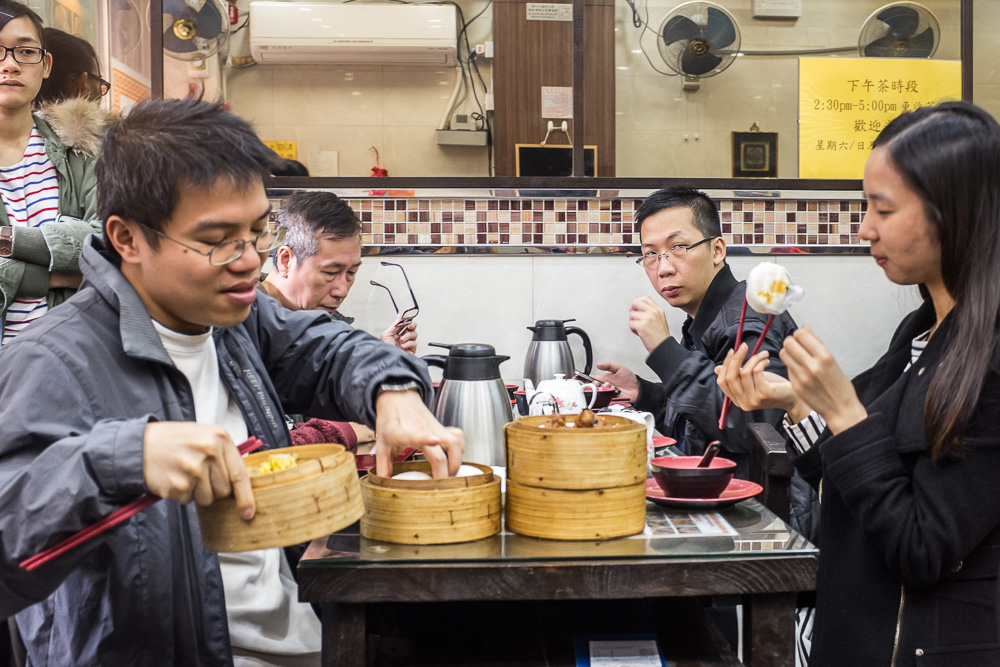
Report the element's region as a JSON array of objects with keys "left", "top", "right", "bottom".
[{"left": 340, "top": 253, "right": 920, "bottom": 384}]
